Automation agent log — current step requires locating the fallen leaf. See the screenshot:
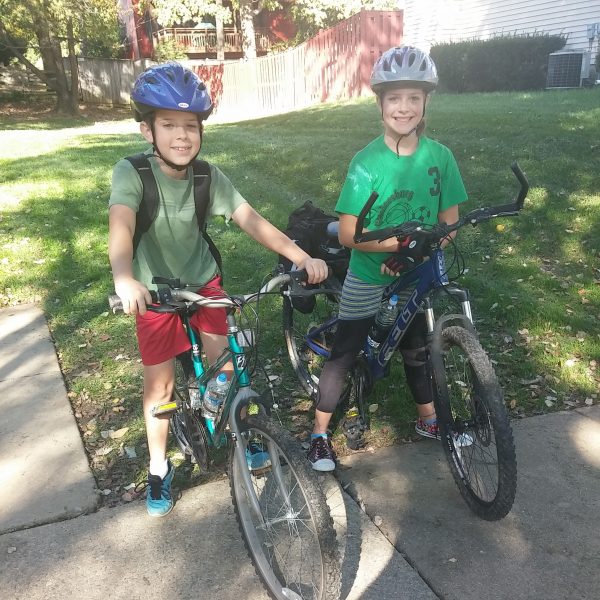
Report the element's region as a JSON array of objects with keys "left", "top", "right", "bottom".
[{"left": 110, "top": 427, "right": 129, "bottom": 439}]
